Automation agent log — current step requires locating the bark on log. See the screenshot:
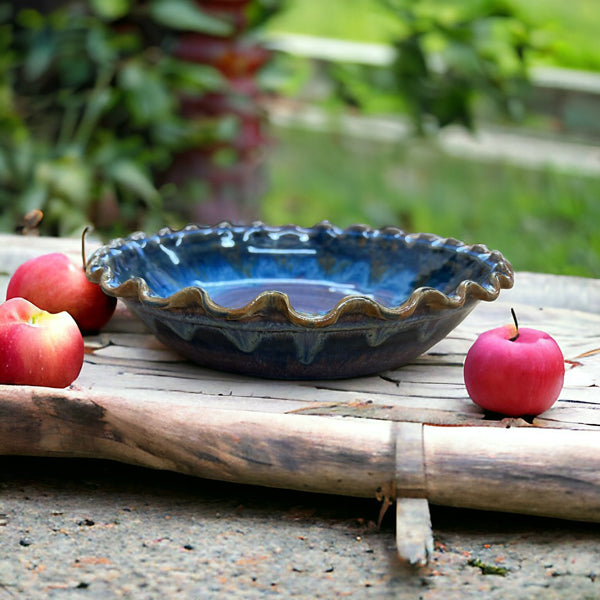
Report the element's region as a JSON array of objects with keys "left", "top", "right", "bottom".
[{"left": 1, "top": 385, "right": 599, "bottom": 523}]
